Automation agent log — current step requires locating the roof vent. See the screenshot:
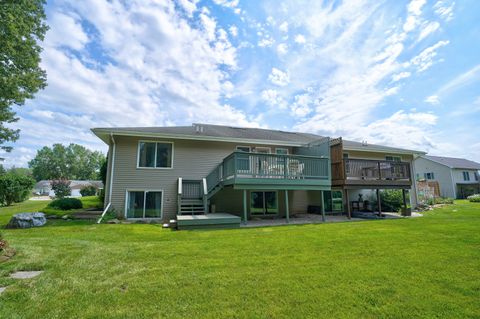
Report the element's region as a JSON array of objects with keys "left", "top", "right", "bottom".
[
  {"left": 362, "top": 140, "right": 368, "bottom": 146},
  {"left": 194, "top": 124, "right": 205, "bottom": 134}
]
